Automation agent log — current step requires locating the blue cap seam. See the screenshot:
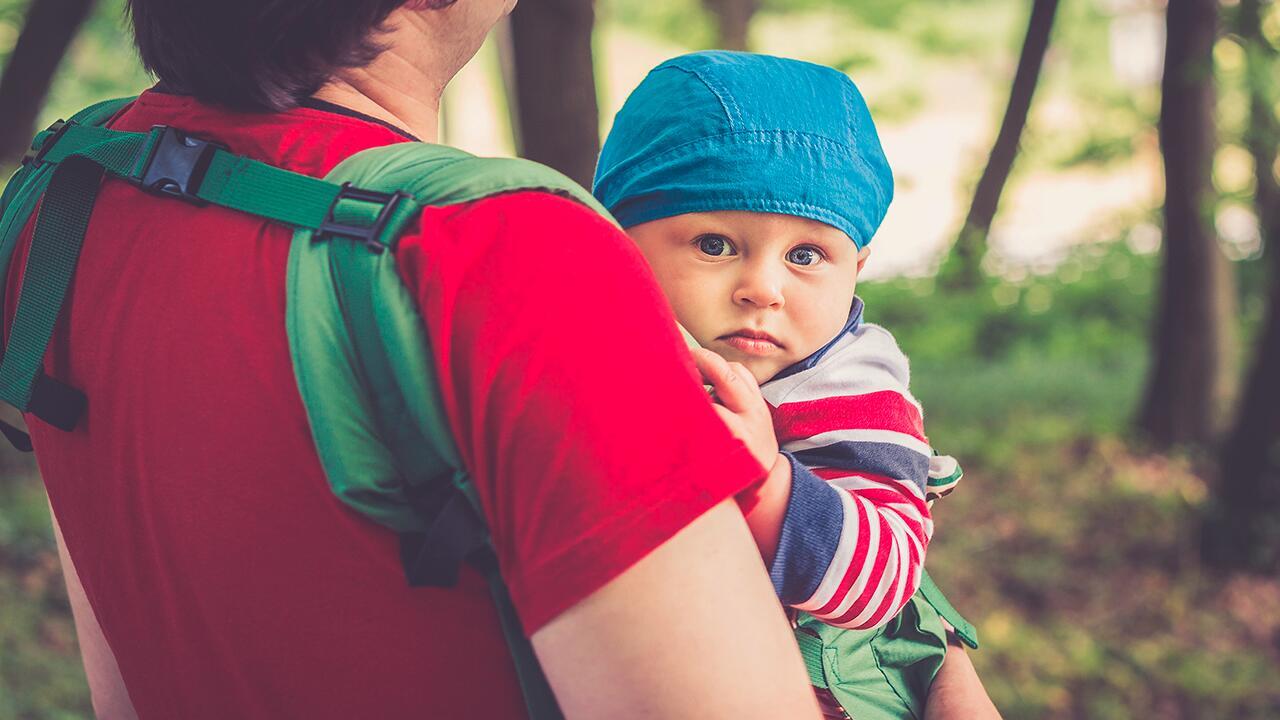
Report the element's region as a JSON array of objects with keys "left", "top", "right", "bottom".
[
  {"left": 603, "top": 129, "right": 880, "bottom": 187},
  {"left": 662, "top": 64, "right": 741, "bottom": 130}
]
